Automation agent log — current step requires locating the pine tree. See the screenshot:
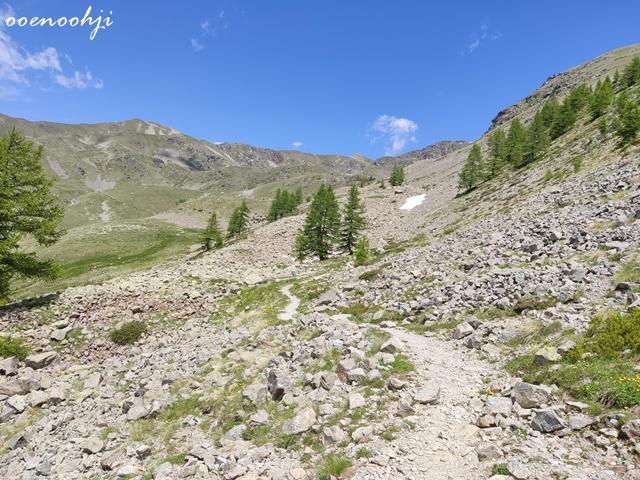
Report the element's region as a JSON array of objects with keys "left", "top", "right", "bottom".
[
  {"left": 550, "top": 101, "right": 577, "bottom": 140},
  {"left": 202, "top": 212, "right": 223, "bottom": 250},
  {"left": 614, "top": 93, "right": 640, "bottom": 146},
  {"left": 0, "top": 129, "right": 65, "bottom": 301},
  {"left": 540, "top": 98, "right": 560, "bottom": 128},
  {"left": 486, "top": 128, "right": 507, "bottom": 178},
  {"left": 458, "top": 144, "right": 483, "bottom": 192},
  {"left": 294, "top": 184, "right": 341, "bottom": 260},
  {"left": 227, "top": 200, "right": 250, "bottom": 238},
  {"left": 505, "top": 118, "right": 526, "bottom": 166},
  {"left": 589, "top": 77, "right": 614, "bottom": 120},
  {"left": 353, "top": 235, "right": 370, "bottom": 266},
  {"left": 294, "top": 187, "right": 304, "bottom": 205},
  {"left": 622, "top": 55, "right": 640, "bottom": 87},
  {"left": 389, "top": 166, "right": 405, "bottom": 186},
  {"left": 340, "top": 185, "right": 366, "bottom": 254},
  {"left": 523, "top": 111, "right": 550, "bottom": 165}
]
